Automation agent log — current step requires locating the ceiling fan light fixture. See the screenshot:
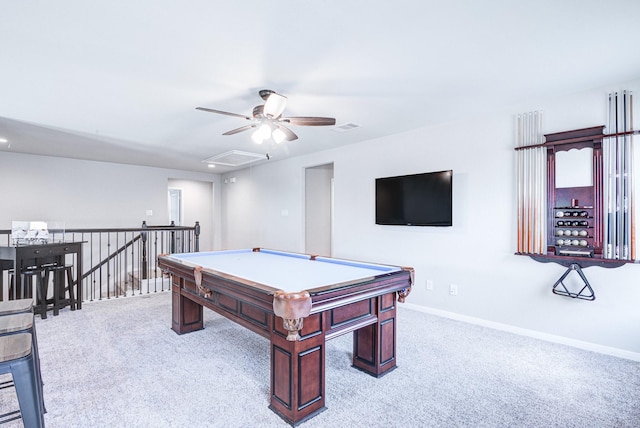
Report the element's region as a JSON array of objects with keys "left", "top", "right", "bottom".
[
  {"left": 263, "top": 93, "right": 287, "bottom": 118},
  {"left": 252, "top": 123, "right": 272, "bottom": 144},
  {"left": 251, "top": 130, "right": 264, "bottom": 144},
  {"left": 259, "top": 123, "right": 271, "bottom": 138},
  {"left": 272, "top": 127, "right": 286, "bottom": 144}
]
